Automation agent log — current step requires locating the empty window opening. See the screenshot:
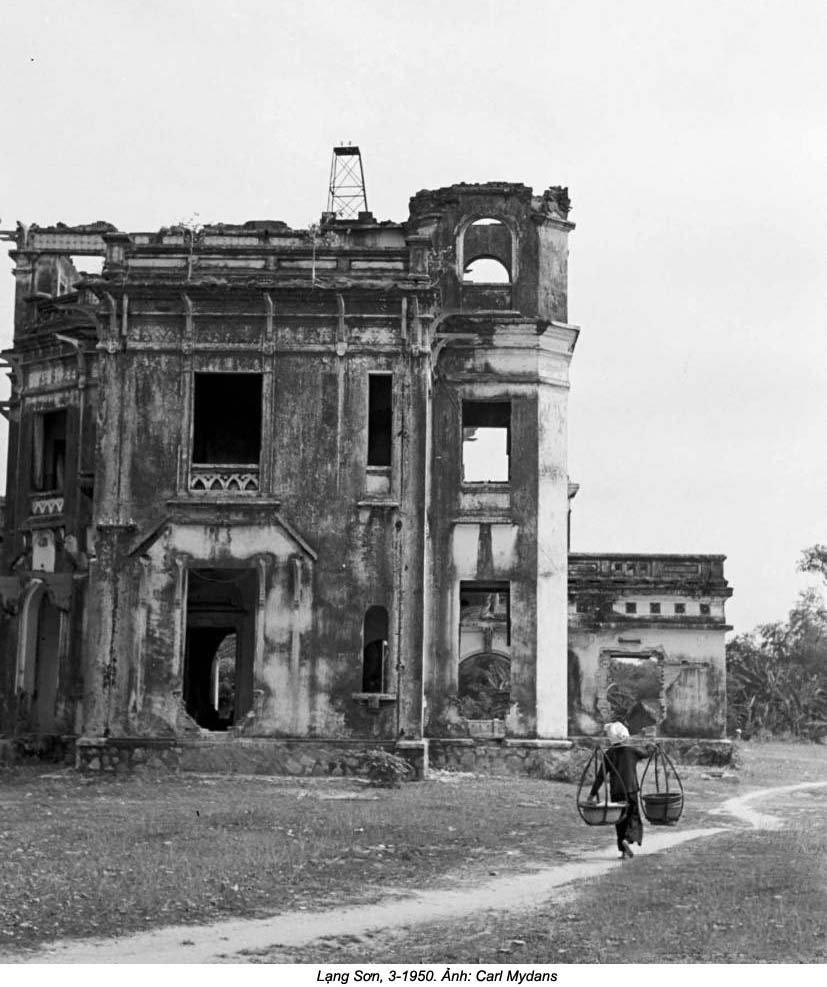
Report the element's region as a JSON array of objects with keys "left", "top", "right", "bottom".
[
  {"left": 462, "top": 401, "right": 510, "bottom": 483},
  {"left": 699, "top": 603, "right": 711, "bottom": 616},
  {"left": 367, "top": 375, "right": 392, "bottom": 467},
  {"left": 605, "top": 653, "right": 664, "bottom": 733},
  {"left": 649, "top": 602, "right": 661, "bottom": 615},
  {"left": 69, "top": 255, "right": 104, "bottom": 277},
  {"left": 192, "top": 373, "right": 262, "bottom": 465},
  {"left": 462, "top": 258, "right": 511, "bottom": 284},
  {"left": 184, "top": 568, "right": 256, "bottom": 730},
  {"left": 32, "top": 410, "right": 67, "bottom": 492},
  {"left": 460, "top": 581, "right": 511, "bottom": 651},
  {"left": 674, "top": 603, "right": 686, "bottom": 615},
  {"left": 625, "top": 602, "right": 637, "bottom": 614},
  {"left": 362, "top": 605, "right": 389, "bottom": 692}
]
